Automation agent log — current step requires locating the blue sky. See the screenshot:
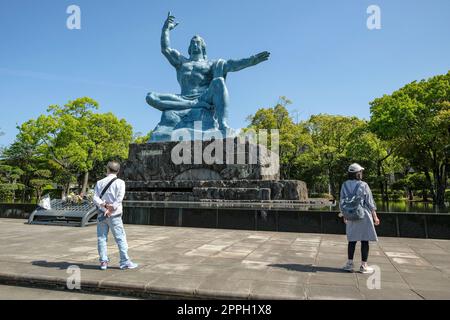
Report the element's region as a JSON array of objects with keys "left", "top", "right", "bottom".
[{"left": 1, "top": 0, "right": 449, "bottom": 146}]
